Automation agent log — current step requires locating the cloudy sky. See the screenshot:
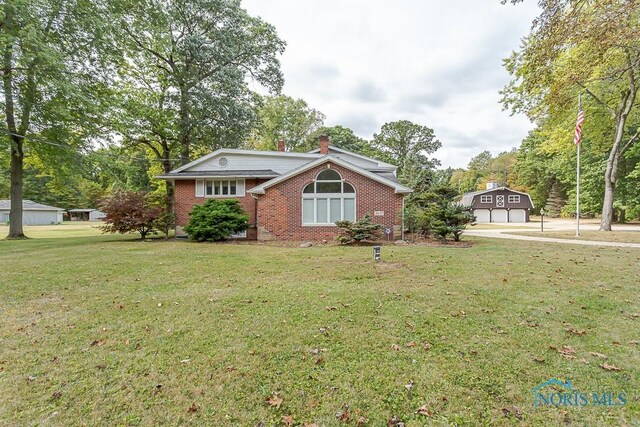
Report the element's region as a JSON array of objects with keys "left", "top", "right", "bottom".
[{"left": 242, "top": 1, "right": 541, "bottom": 169}]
